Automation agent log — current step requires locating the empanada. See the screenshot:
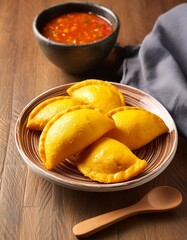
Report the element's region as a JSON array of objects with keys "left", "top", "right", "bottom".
[
  {"left": 76, "top": 137, "right": 147, "bottom": 183},
  {"left": 67, "top": 79, "right": 125, "bottom": 112},
  {"left": 105, "top": 106, "right": 169, "bottom": 150},
  {"left": 39, "top": 105, "right": 115, "bottom": 170},
  {"left": 27, "top": 96, "right": 82, "bottom": 130}
]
